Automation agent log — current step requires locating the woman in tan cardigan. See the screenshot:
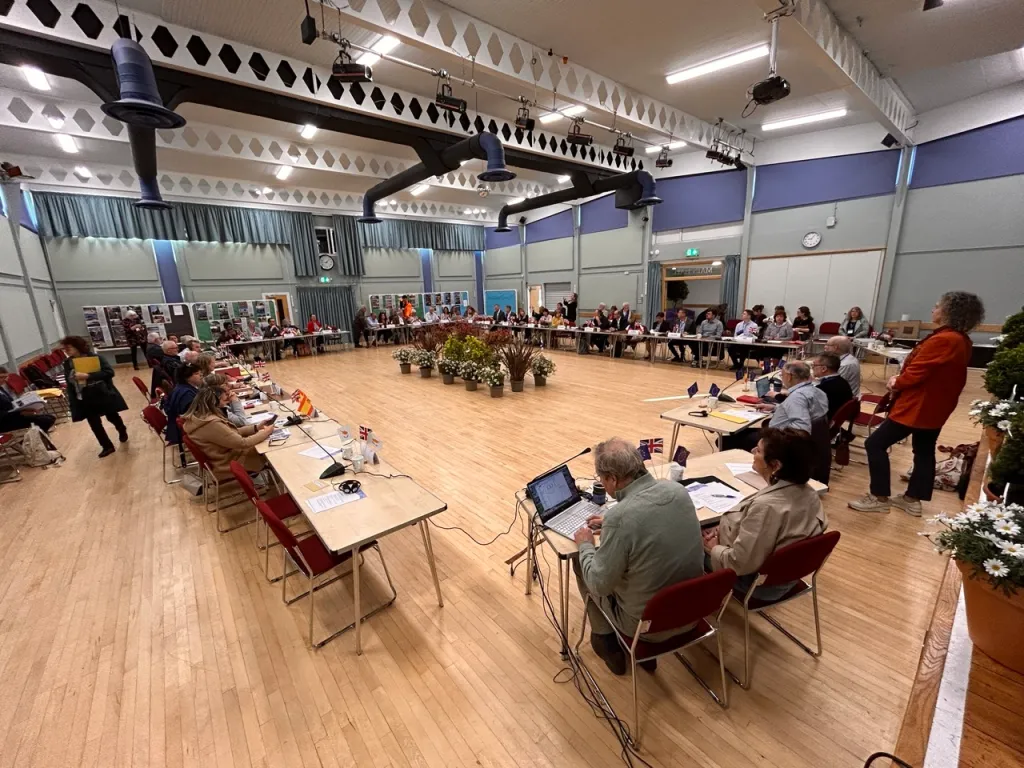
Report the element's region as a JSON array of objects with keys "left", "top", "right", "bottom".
[
  {"left": 703, "top": 427, "right": 827, "bottom": 600},
  {"left": 183, "top": 386, "right": 275, "bottom": 479}
]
